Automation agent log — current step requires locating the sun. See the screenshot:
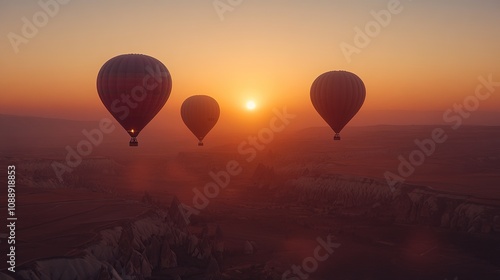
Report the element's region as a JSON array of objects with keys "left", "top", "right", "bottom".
[{"left": 246, "top": 100, "right": 257, "bottom": 110}]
